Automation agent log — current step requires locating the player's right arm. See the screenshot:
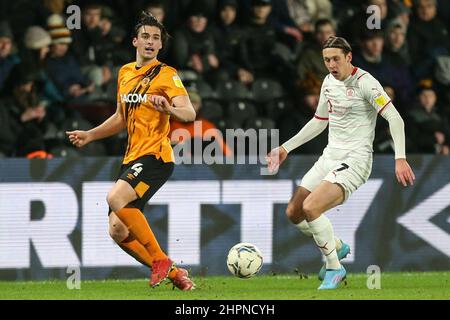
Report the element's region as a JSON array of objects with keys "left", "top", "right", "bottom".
[
  {"left": 66, "top": 102, "right": 126, "bottom": 148},
  {"left": 266, "top": 82, "right": 329, "bottom": 173},
  {"left": 266, "top": 118, "right": 329, "bottom": 173}
]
